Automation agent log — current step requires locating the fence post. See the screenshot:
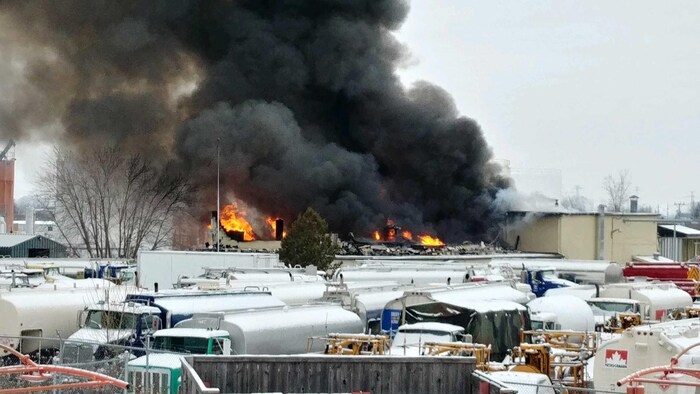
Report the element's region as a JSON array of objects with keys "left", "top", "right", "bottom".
[{"left": 123, "top": 350, "right": 130, "bottom": 394}]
